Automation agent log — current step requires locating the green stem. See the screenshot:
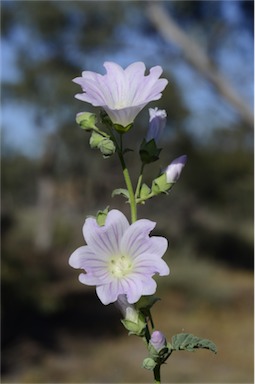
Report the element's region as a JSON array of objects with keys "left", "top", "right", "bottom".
[
  {"left": 148, "top": 309, "right": 155, "bottom": 330},
  {"left": 117, "top": 135, "right": 137, "bottom": 223},
  {"left": 135, "top": 163, "right": 145, "bottom": 199},
  {"left": 136, "top": 191, "right": 155, "bottom": 204},
  {"left": 153, "top": 364, "right": 161, "bottom": 384}
]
